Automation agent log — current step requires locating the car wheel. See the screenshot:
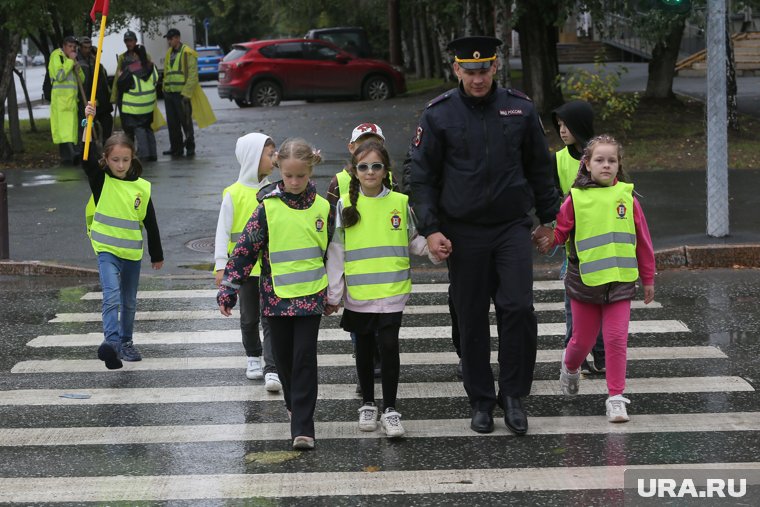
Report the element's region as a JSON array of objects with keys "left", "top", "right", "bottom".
[
  {"left": 234, "top": 98, "right": 253, "bottom": 108},
  {"left": 252, "top": 81, "right": 281, "bottom": 107},
  {"left": 363, "top": 75, "right": 391, "bottom": 101}
]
